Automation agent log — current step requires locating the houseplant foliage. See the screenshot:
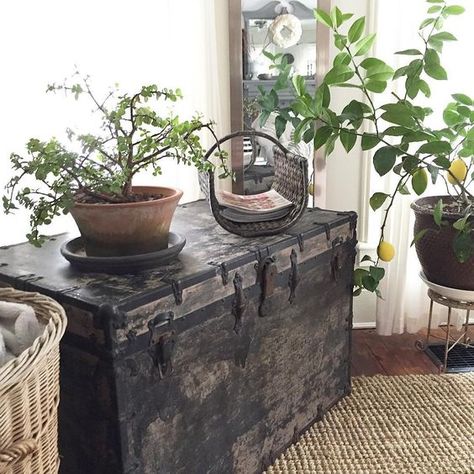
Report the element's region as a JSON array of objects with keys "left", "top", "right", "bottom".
[
  {"left": 258, "top": 0, "right": 473, "bottom": 295},
  {"left": 3, "top": 74, "right": 229, "bottom": 248}
]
